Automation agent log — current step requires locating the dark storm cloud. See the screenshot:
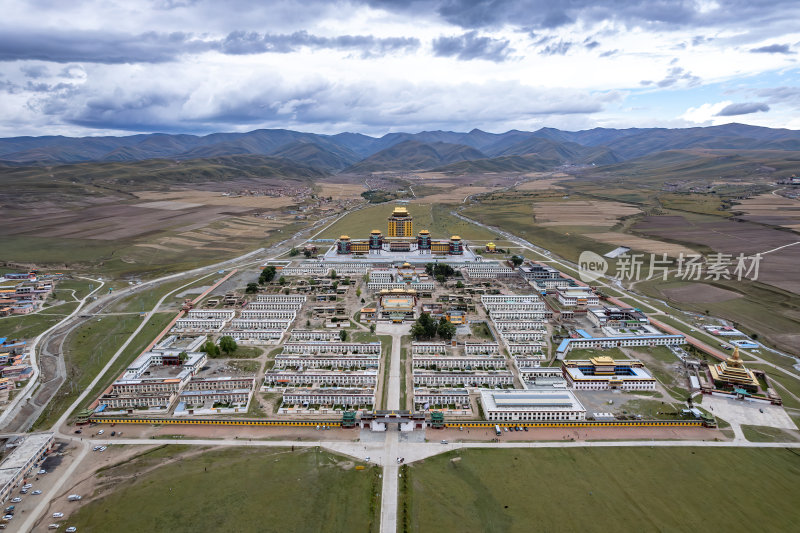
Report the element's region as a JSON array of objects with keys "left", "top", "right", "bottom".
[
  {"left": 20, "top": 65, "right": 50, "bottom": 78},
  {"left": 219, "top": 31, "right": 420, "bottom": 56},
  {"left": 38, "top": 76, "right": 617, "bottom": 133},
  {"left": 750, "top": 43, "right": 793, "bottom": 54},
  {"left": 715, "top": 102, "right": 770, "bottom": 116},
  {"left": 363, "top": 0, "right": 800, "bottom": 32},
  {"left": 431, "top": 31, "right": 512, "bottom": 61},
  {"left": 0, "top": 28, "right": 419, "bottom": 64}
]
